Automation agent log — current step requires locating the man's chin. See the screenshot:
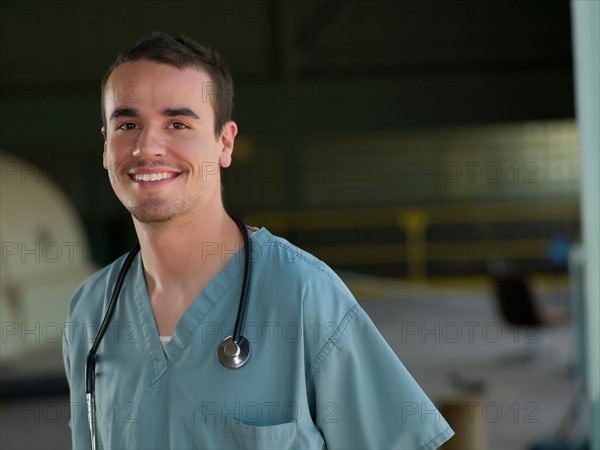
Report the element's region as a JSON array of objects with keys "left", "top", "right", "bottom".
[
  {"left": 131, "top": 211, "right": 174, "bottom": 224},
  {"left": 128, "top": 201, "right": 184, "bottom": 224}
]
